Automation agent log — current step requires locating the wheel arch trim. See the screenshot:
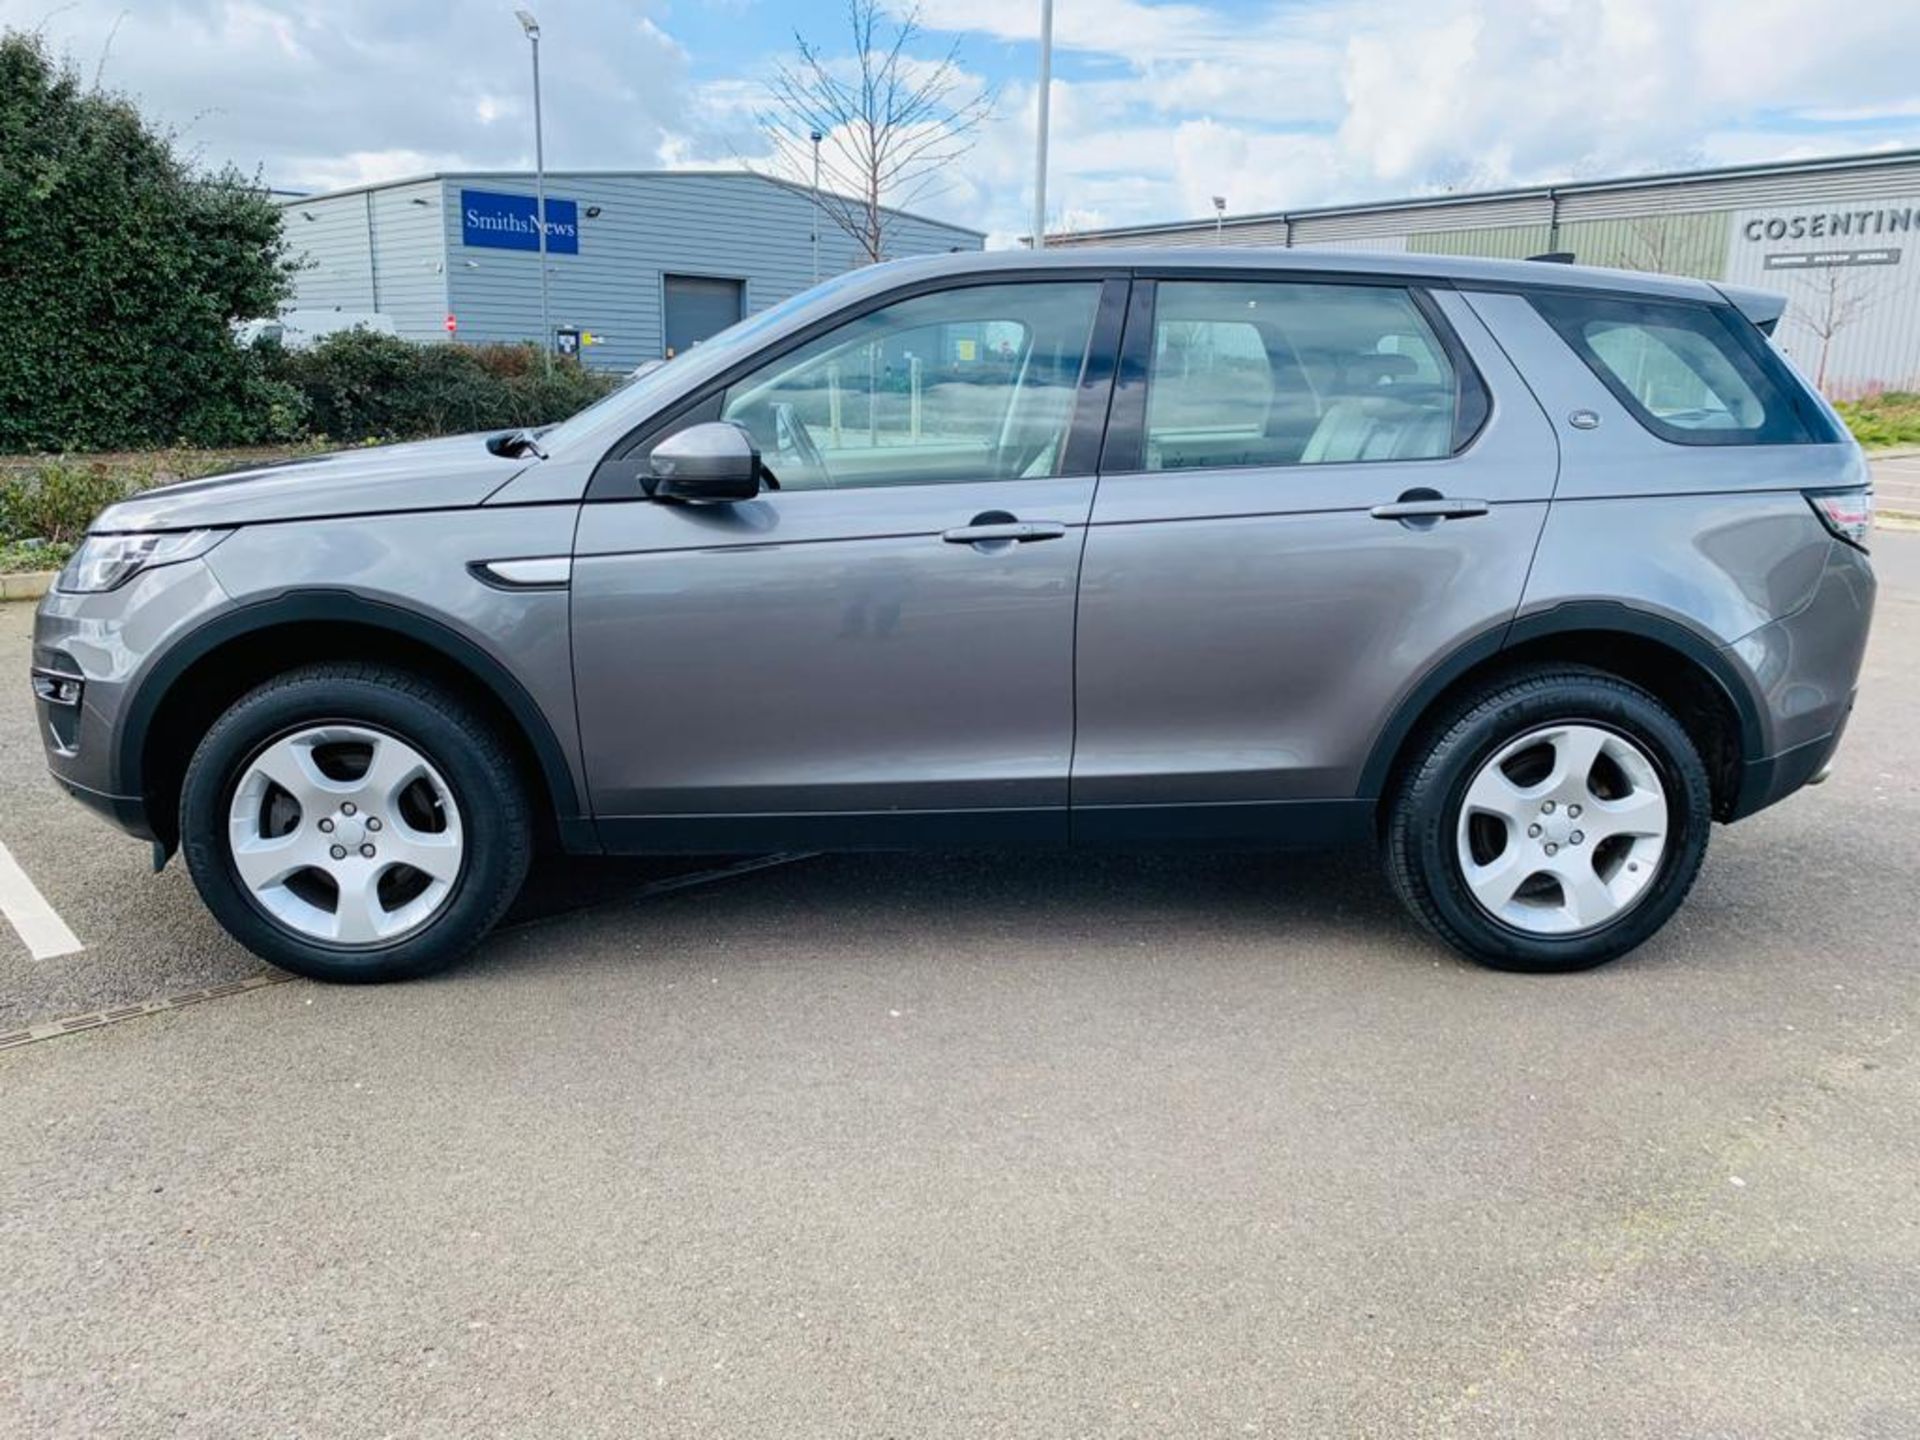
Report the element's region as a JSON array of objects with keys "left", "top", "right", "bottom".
[
  {"left": 1356, "top": 600, "right": 1768, "bottom": 801},
  {"left": 117, "top": 588, "right": 594, "bottom": 848}
]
